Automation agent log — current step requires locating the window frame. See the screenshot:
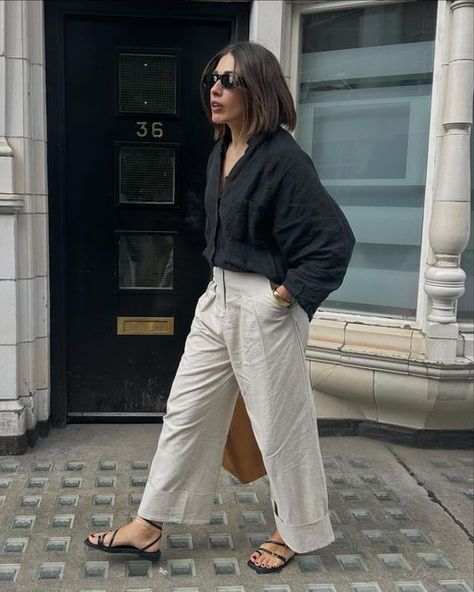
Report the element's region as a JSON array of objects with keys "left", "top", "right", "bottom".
[{"left": 288, "top": 0, "right": 445, "bottom": 329}]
